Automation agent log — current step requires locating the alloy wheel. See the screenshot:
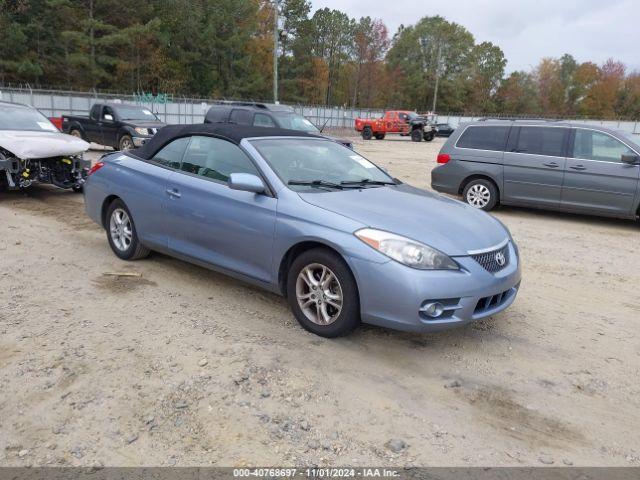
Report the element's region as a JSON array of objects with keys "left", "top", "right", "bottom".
[
  {"left": 295, "top": 263, "right": 343, "bottom": 325},
  {"left": 109, "top": 208, "right": 133, "bottom": 251},
  {"left": 466, "top": 184, "right": 491, "bottom": 208}
]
